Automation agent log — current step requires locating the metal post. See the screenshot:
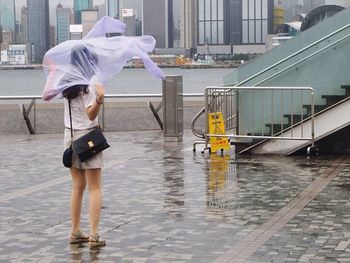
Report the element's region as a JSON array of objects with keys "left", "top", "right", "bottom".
[{"left": 162, "top": 75, "right": 183, "bottom": 142}]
